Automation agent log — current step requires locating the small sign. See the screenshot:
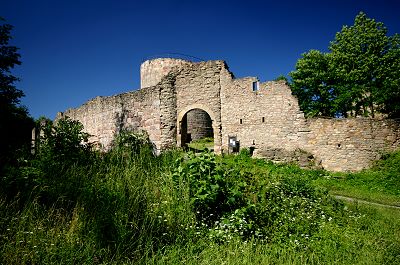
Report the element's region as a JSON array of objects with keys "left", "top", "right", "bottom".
[
  {"left": 229, "top": 136, "right": 237, "bottom": 147},
  {"left": 228, "top": 136, "right": 239, "bottom": 153}
]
